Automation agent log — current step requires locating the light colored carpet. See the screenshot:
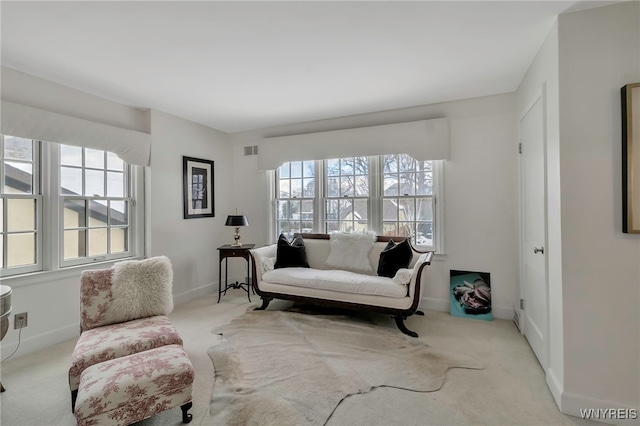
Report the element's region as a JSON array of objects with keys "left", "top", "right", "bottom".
[
  {"left": 208, "top": 309, "right": 482, "bottom": 426},
  {"left": 0, "top": 291, "right": 596, "bottom": 425}
]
